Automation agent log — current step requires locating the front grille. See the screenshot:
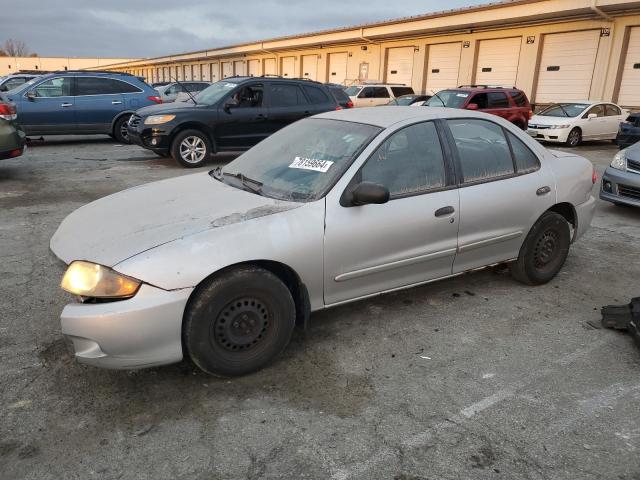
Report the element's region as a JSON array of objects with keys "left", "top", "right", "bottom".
[
  {"left": 128, "top": 114, "right": 142, "bottom": 128},
  {"left": 627, "top": 158, "right": 640, "bottom": 174},
  {"left": 529, "top": 124, "right": 550, "bottom": 130},
  {"left": 619, "top": 184, "right": 640, "bottom": 200}
]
